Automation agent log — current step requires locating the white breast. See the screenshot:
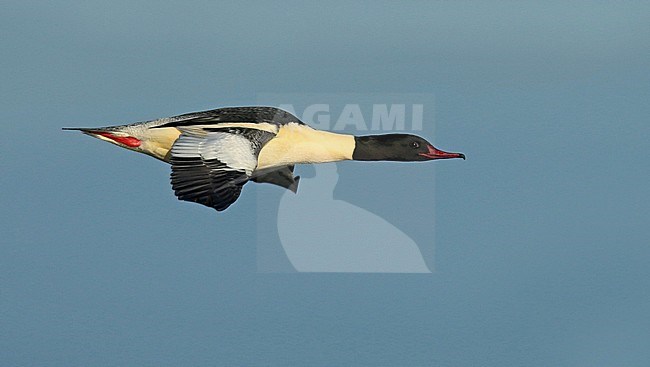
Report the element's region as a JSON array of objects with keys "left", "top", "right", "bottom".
[{"left": 257, "top": 123, "right": 355, "bottom": 170}]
